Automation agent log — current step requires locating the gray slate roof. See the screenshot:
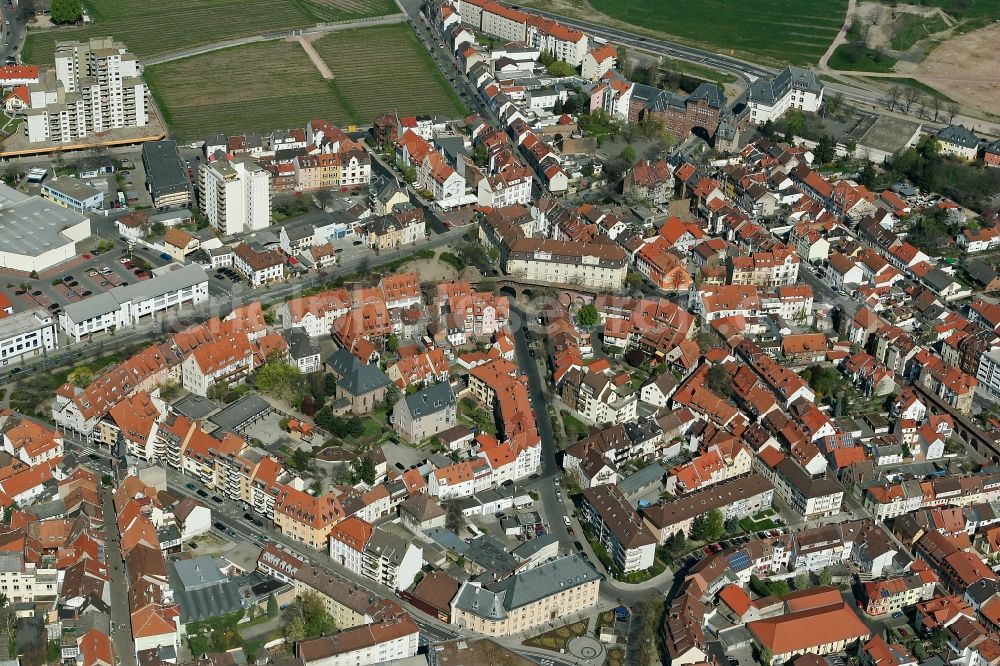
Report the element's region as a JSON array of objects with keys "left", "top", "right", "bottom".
[
  {"left": 327, "top": 348, "right": 392, "bottom": 396},
  {"left": 402, "top": 382, "right": 456, "bottom": 419},
  {"left": 937, "top": 124, "right": 980, "bottom": 149},
  {"left": 749, "top": 66, "right": 822, "bottom": 106}
]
